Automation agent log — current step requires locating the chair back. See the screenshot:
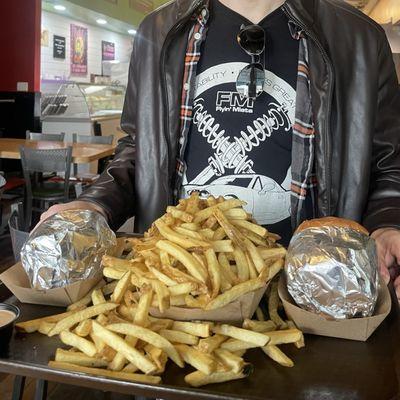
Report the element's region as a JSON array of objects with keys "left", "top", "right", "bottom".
[
  {"left": 9, "top": 210, "right": 29, "bottom": 262},
  {"left": 20, "top": 146, "right": 73, "bottom": 205},
  {"left": 26, "top": 131, "right": 65, "bottom": 142},
  {"left": 72, "top": 133, "right": 114, "bottom": 145}
]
